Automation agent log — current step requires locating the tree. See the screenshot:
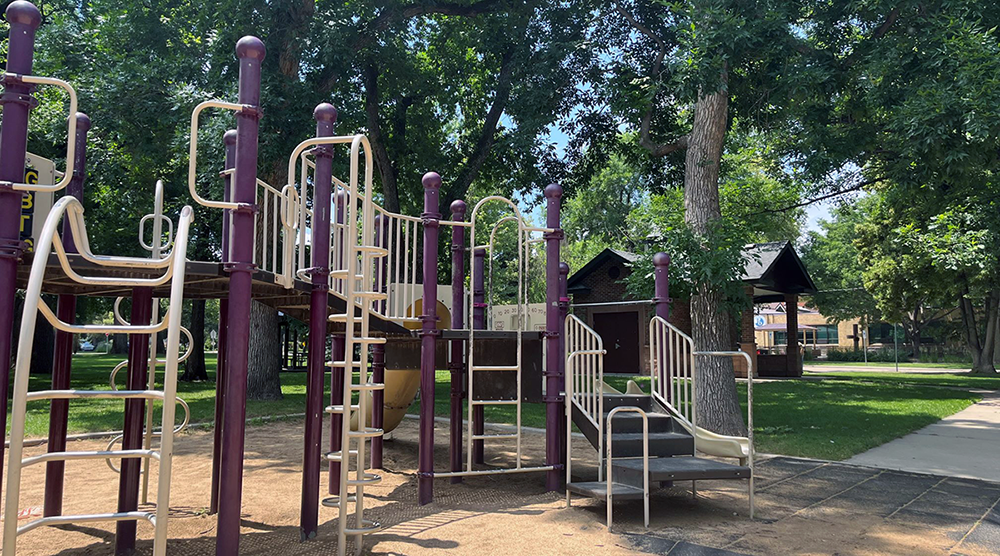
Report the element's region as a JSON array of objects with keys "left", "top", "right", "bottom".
[{"left": 182, "top": 300, "right": 209, "bottom": 381}]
